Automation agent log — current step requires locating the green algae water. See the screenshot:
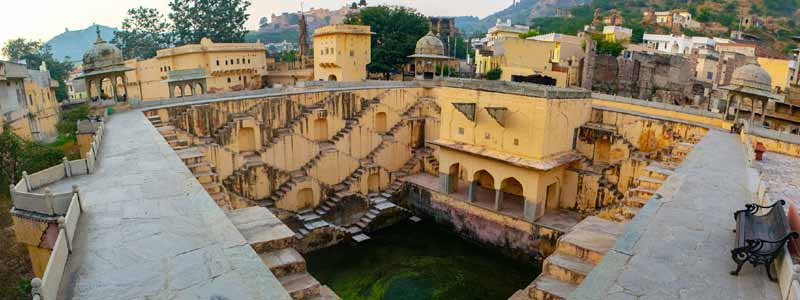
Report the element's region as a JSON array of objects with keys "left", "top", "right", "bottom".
[{"left": 306, "top": 220, "right": 540, "bottom": 300}]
